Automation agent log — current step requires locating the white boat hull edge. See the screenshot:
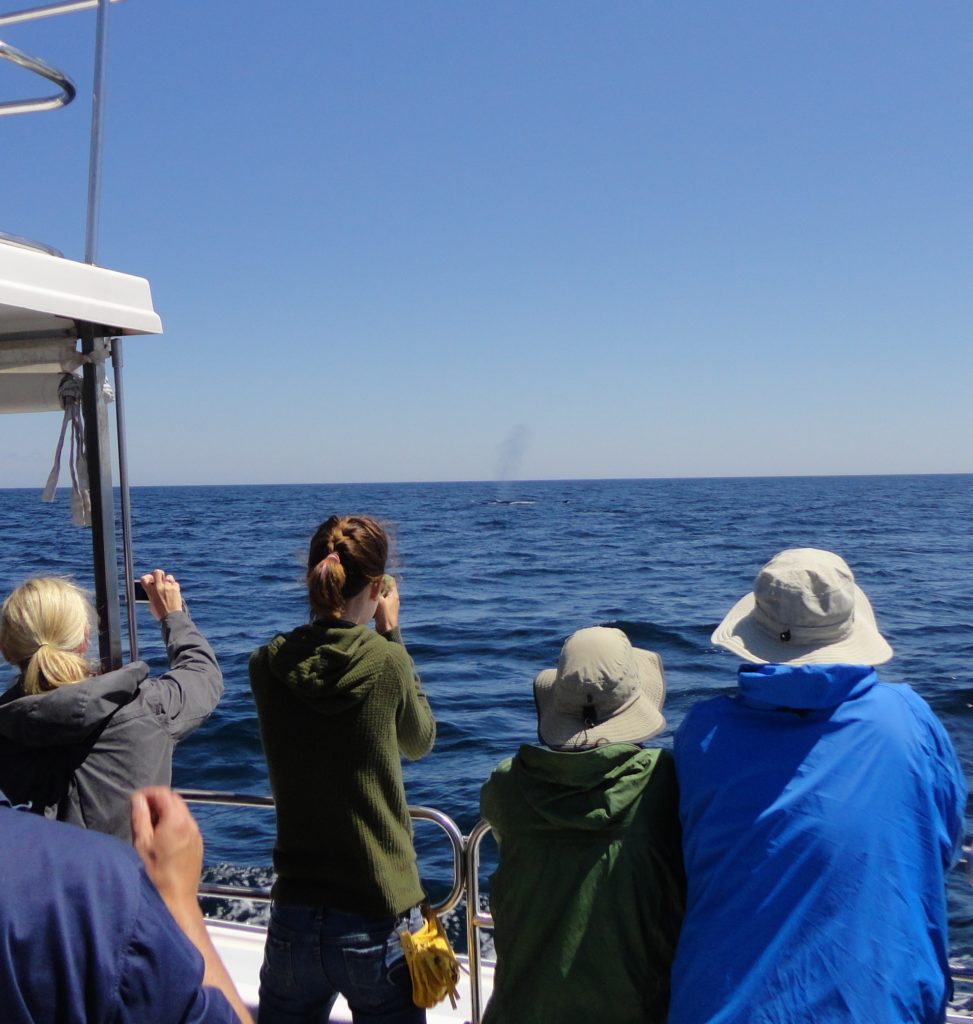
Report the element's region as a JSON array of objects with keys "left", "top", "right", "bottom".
[{"left": 206, "top": 919, "right": 495, "bottom": 1023}]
